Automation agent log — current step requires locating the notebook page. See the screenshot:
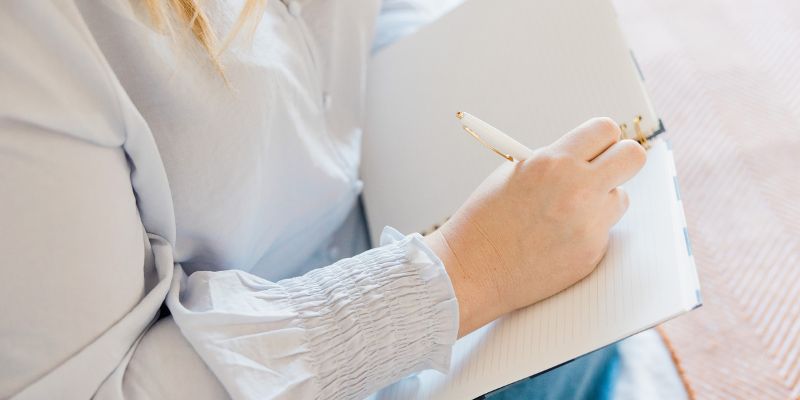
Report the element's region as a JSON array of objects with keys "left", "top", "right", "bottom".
[
  {"left": 369, "top": 141, "right": 700, "bottom": 400},
  {"left": 361, "top": 0, "right": 659, "bottom": 244}
]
